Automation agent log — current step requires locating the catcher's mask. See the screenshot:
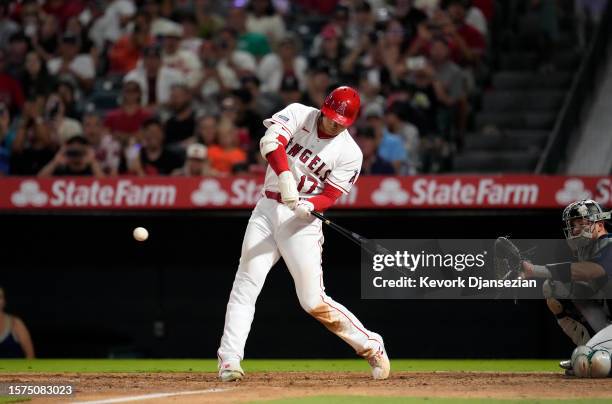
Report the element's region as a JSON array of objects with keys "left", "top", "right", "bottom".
[{"left": 562, "top": 199, "right": 610, "bottom": 260}]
